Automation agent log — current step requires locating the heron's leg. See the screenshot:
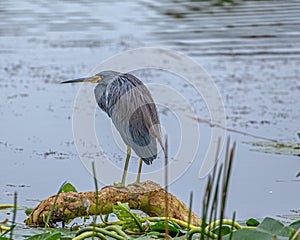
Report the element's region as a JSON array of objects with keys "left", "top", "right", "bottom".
[
  {"left": 120, "top": 146, "right": 131, "bottom": 186},
  {"left": 135, "top": 158, "right": 143, "bottom": 184}
]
